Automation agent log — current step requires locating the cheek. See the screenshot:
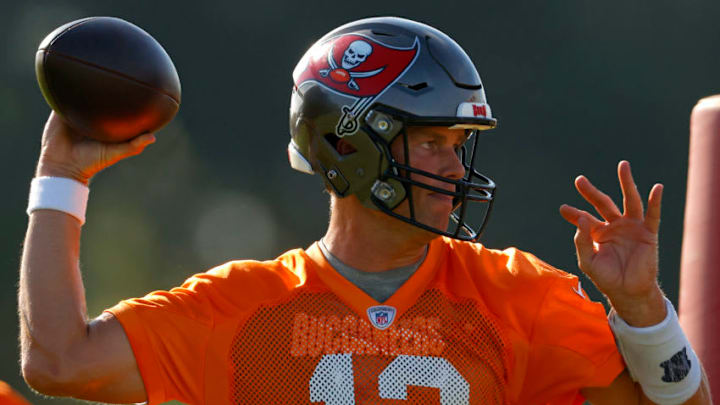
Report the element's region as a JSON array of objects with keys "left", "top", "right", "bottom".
[
  {"left": 391, "top": 143, "right": 429, "bottom": 165},
  {"left": 389, "top": 142, "right": 443, "bottom": 181},
  {"left": 409, "top": 150, "right": 441, "bottom": 176}
]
